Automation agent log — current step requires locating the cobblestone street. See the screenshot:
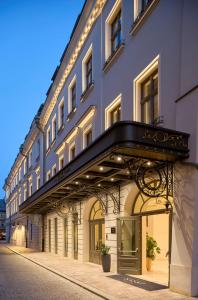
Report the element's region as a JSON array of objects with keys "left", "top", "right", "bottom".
[{"left": 0, "top": 244, "right": 102, "bottom": 300}]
